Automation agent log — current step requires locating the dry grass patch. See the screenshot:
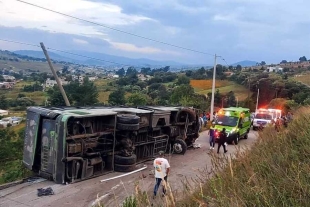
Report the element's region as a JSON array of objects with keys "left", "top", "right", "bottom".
[
  {"left": 295, "top": 73, "right": 310, "bottom": 86},
  {"left": 190, "top": 80, "right": 230, "bottom": 90}
]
